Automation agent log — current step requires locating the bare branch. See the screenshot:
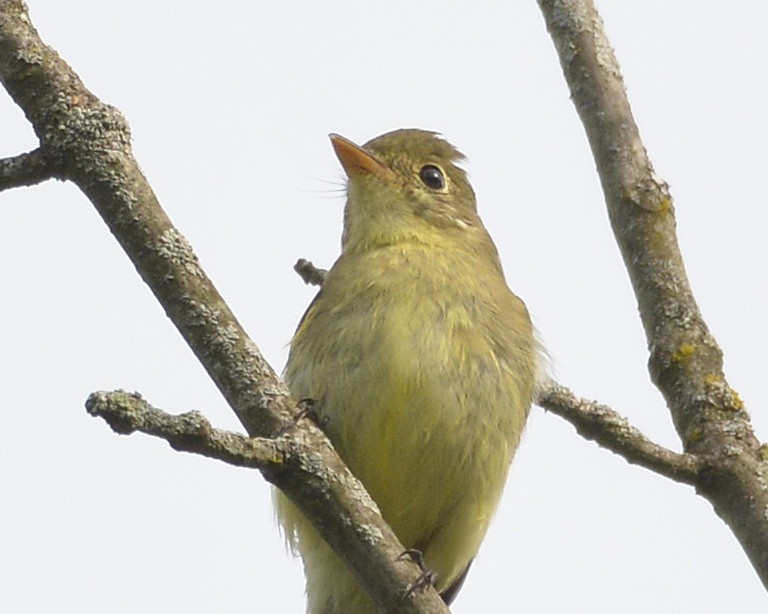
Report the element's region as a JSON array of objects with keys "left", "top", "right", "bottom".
[
  {"left": 294, "top": 258, "right": 327, "bottom": 286},
  {"left": 538, "top": 0, "right": 768, "bottom": 588},
  {"left": 86, "top": 390, "right": 284, "bottom": 470},
  {"left": 536, "top": 379, "right": 701, "bottom": 485},
  {"left": 0, "top": 148, "right": 54, "bottom": 190}
]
